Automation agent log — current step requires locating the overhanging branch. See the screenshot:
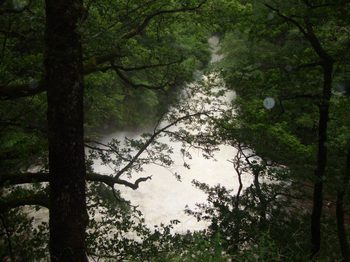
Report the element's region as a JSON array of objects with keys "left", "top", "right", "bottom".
[
  {"left": 1, "top": 112, "right": 207, "bottom": 190},
  {"left": 113, "top": 66, "right": 172, "bottom": 91},
  {"left": 87, "top": 173, "right": 152, "bottom": 190},
  {"left": 0, "top": 173, "right": 48, "bottom": 186},
  {"left": 122, "top": 1, "right": 207, "bottom": 40},
  {"left": 0, "top": 57, "right": 182, "bottom": 99},
  {"left": 264, "top": 3, "right": 333, "bottom": 63},
  {"left": 0, "top": 172, "right": 151, "bottom": 190},
  {"left": 0, "top": 80, "right": 46, "bottom": 100},
  {"left": 0, "top": 0, "right": 206, "bottom": 100},
  {"left": 85, "top": 58, "right": 182, "bottom": 75},
  {"left": 264, "top": 3, "right": 307, "bottom": 36},
  {"left": 0, "top": 192, "right": 49, "bottom": 212}
]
